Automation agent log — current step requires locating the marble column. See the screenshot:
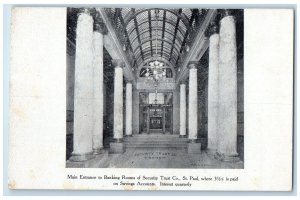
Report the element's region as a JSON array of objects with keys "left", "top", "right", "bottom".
[
  {"left": 70, "top": 9, "right": 95, "bottom": 161},
  {"left": 188, "top": 63, "right": 201, "bottom": 153},
  {"left": 125, "top": 81, "right": 133, "bottom": 136},
  {"left": 188, "top": 63, "right": 198, "bottom": 140},
  {"left": 147, "top": 107, "right": 150, "bottom": 134},
  {"left": 110, "top": 60, "right": 125, "bottom": 153},
  {"left": 217, "top": 10, "right": 239, "bottom": 161},
  {"left": 162, "top": 106, "right": 166, "bottom": 134},
  {"left": 170, "top": 107, "right": 173, "bottom": 134},
  {"left": 207, "top": 22, "right": 220, "bottom": 152},
  {"left": 179, "top": 82, "right": 187, "bottom": 138},
  {"left": 113, "top": 60, "right": 124, "bottom": 140},
  {"left": 92, "top": 16, "right": 105, "bottom": 154}
]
